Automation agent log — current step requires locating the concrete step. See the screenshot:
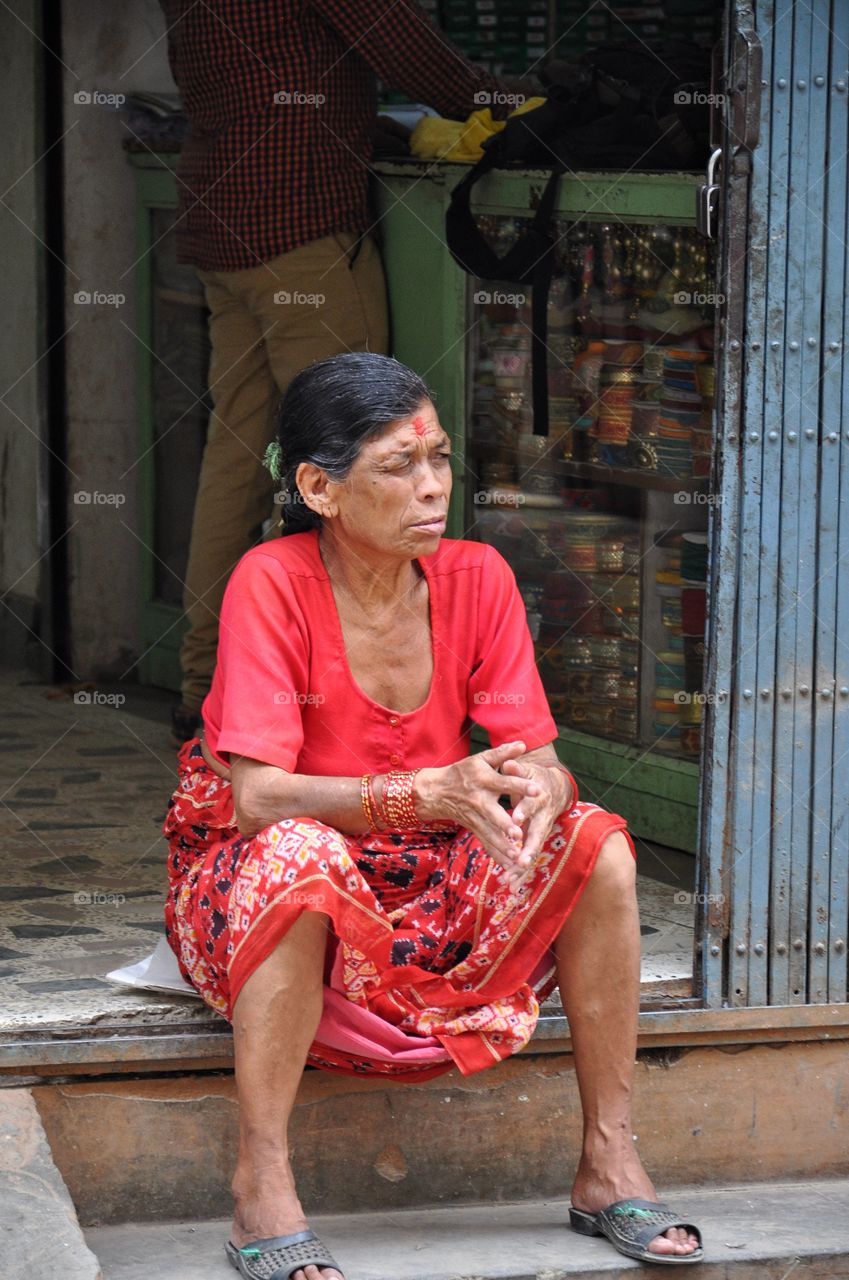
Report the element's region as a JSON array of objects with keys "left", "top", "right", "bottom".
[
  {"left": 33, "top": 1038, "right": 849, "bottom": 1226},
  {"left": 0, "top": 1088, "right": 102, "bottom": 1280},
  {"left": 83, "top": 1178, "right": 849, "bottom": 1279}
]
